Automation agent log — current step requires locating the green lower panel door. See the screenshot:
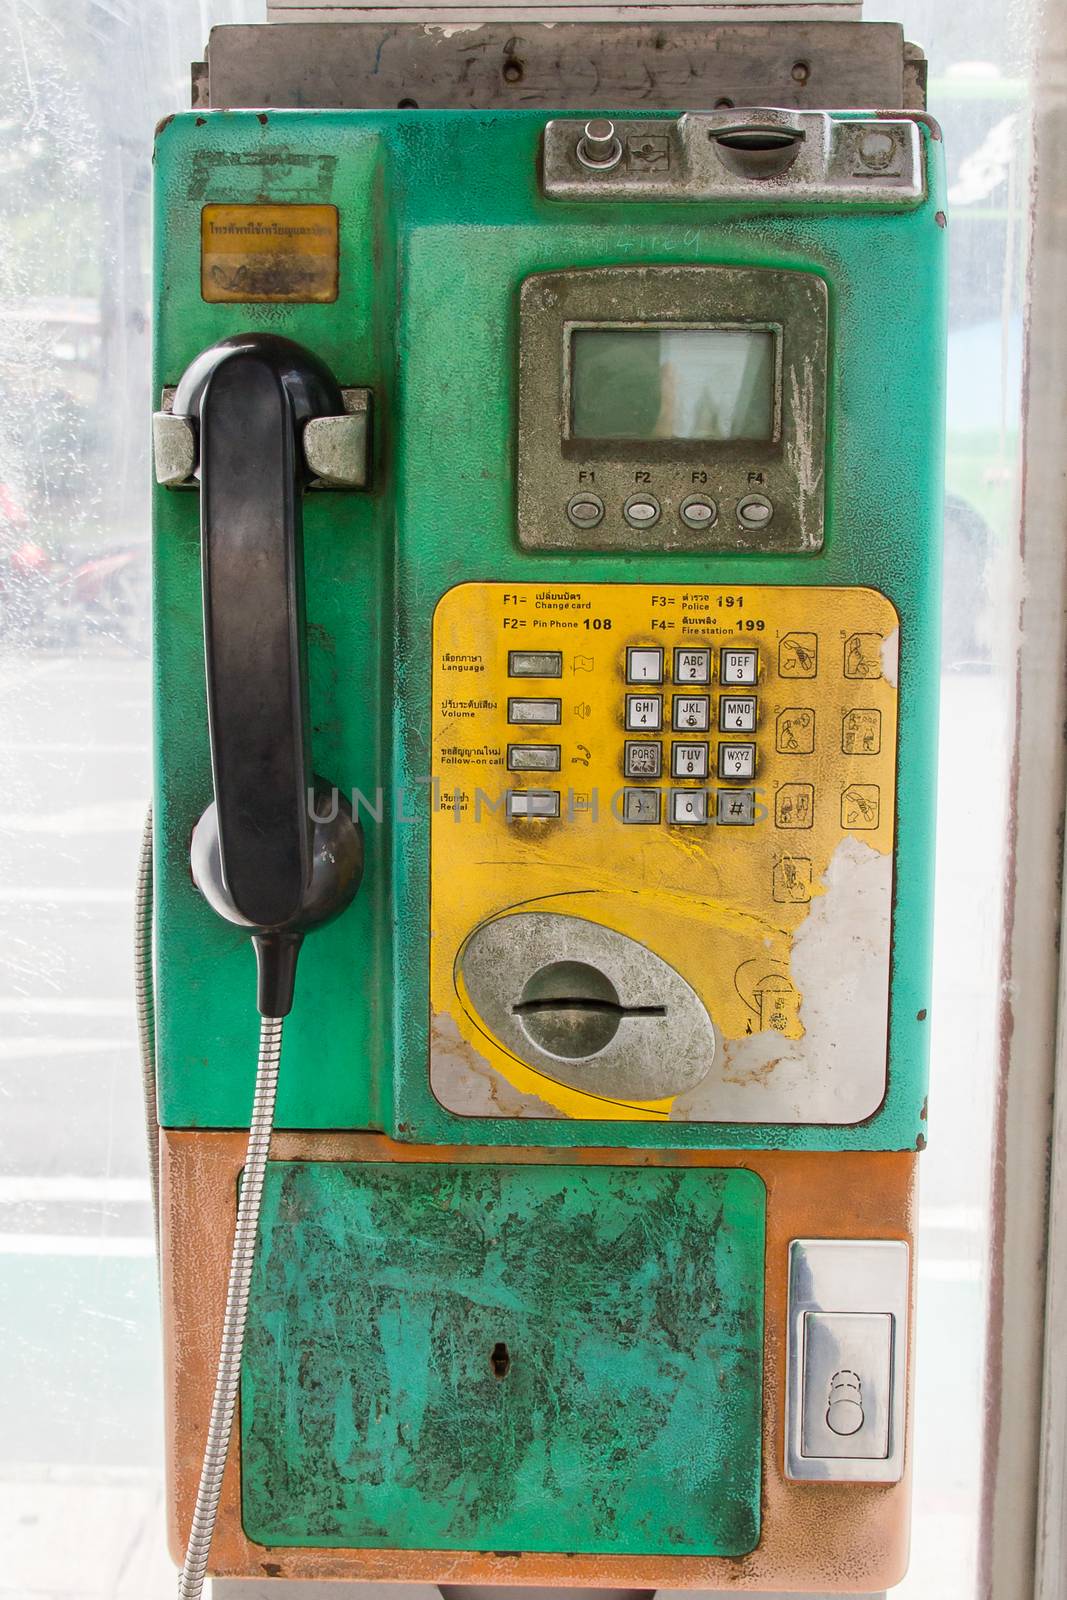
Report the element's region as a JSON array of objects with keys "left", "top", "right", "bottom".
[{"left": 242, "top": 1162, "right": 766, "bottom": 1555}]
